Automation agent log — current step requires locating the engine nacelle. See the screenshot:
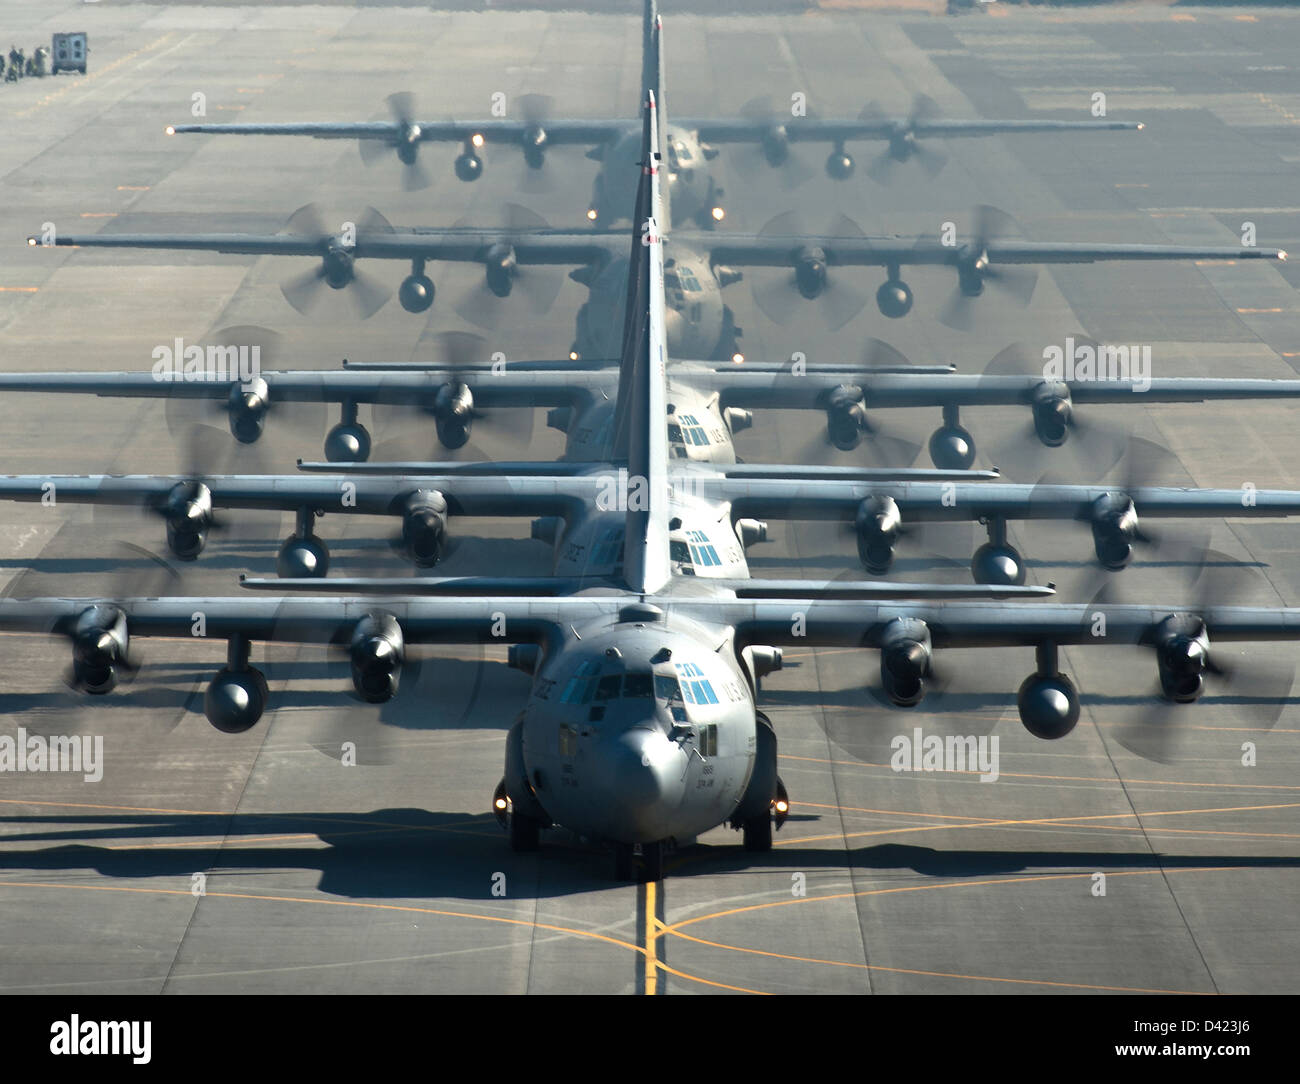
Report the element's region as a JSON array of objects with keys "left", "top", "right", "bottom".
[
  {"left": 321, "top": 245, "right": 356, "bottom": 289},
  {"left": 743, "top": 646, "right": 783, "bottom": 683},
  {"left": 522, "top": 125, "right": 547, "bottom": 168},
  {"left": 454, "top": 152, "right": 483, "bottom": 182},
  {"left": 855, "top": 494, "right": 901, "bottom": 574},
  {"left": 794, "top": 246, "right": 828, "bottom": 299},
  {"left": 508, "top": 644, "right": 541, "bottom": 675},
  {"left": 826, "top": 385, "right": 866, "bottom": 451},
  {"left": 1017, "top": 672, "right": 1080, "bottom": 739},
  {"left": 1154, "top": 615, "right": 1209, "bottom": 703},
  {"left": 971, "top": 542, "right": 1025, "bottom": 587},
  {"left": 879, "top": 617, "right": 932, "bottom": 707},
  {"left": 205, "top": 666, "right": 269, "bottom": 733},
  {"left": 398, "top": 273, "right": 435, "bottom": 314},
  {"left": 1031, "top": 382, "right": 1072, "bottom": 447},
  {"left": 723, "top": 406, "right": 753, "bottom": 435},
  {"left": 434, "top": 382, "right": 474, "bottom": 449},
  {"left": 350, "top": 612, "right": 405, "bottom": 703},
  {"left": 70, "top": 604, "right": 129, "bottom": 694},
  {"left": 396, "top": 136, "right": 420, "bottom": 166},
  {"left": 876, "top": 278, "right": 913, "bottom": 319},
  {"left": 227, "top": 377, "right": 269, "bottom": 444},
  {"left": 957, "top": 257, "right": 985, "bottom": 298},
  {"left": 324, "top": 422, "right": 372, "bottom": 463},
  {"left": 734, "top": 518, "right": 768, "bottom": 548},
  {"left": 401, "top": 489, "right": 448, "bottom": 567},
  {"left": 928, "top": 424, "right": 975, "bottom": 470},
  {"left": 1091, "top": 493, "right": 1138, "bottom": 570},
  {"left": 277, "top": 533, "right": 330, "bottom": 578},
  {"left": 825, "top": 149, "right": 855, "bottom": 180},
  {"left": 761, "top": 125, "right": 790, "bottom": 166},
  {"left": 485, "top": 243, "right": 516, "bottom": 297},
  {"left": 163, "top": 480, "right": 213, "bottom": 560}
]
